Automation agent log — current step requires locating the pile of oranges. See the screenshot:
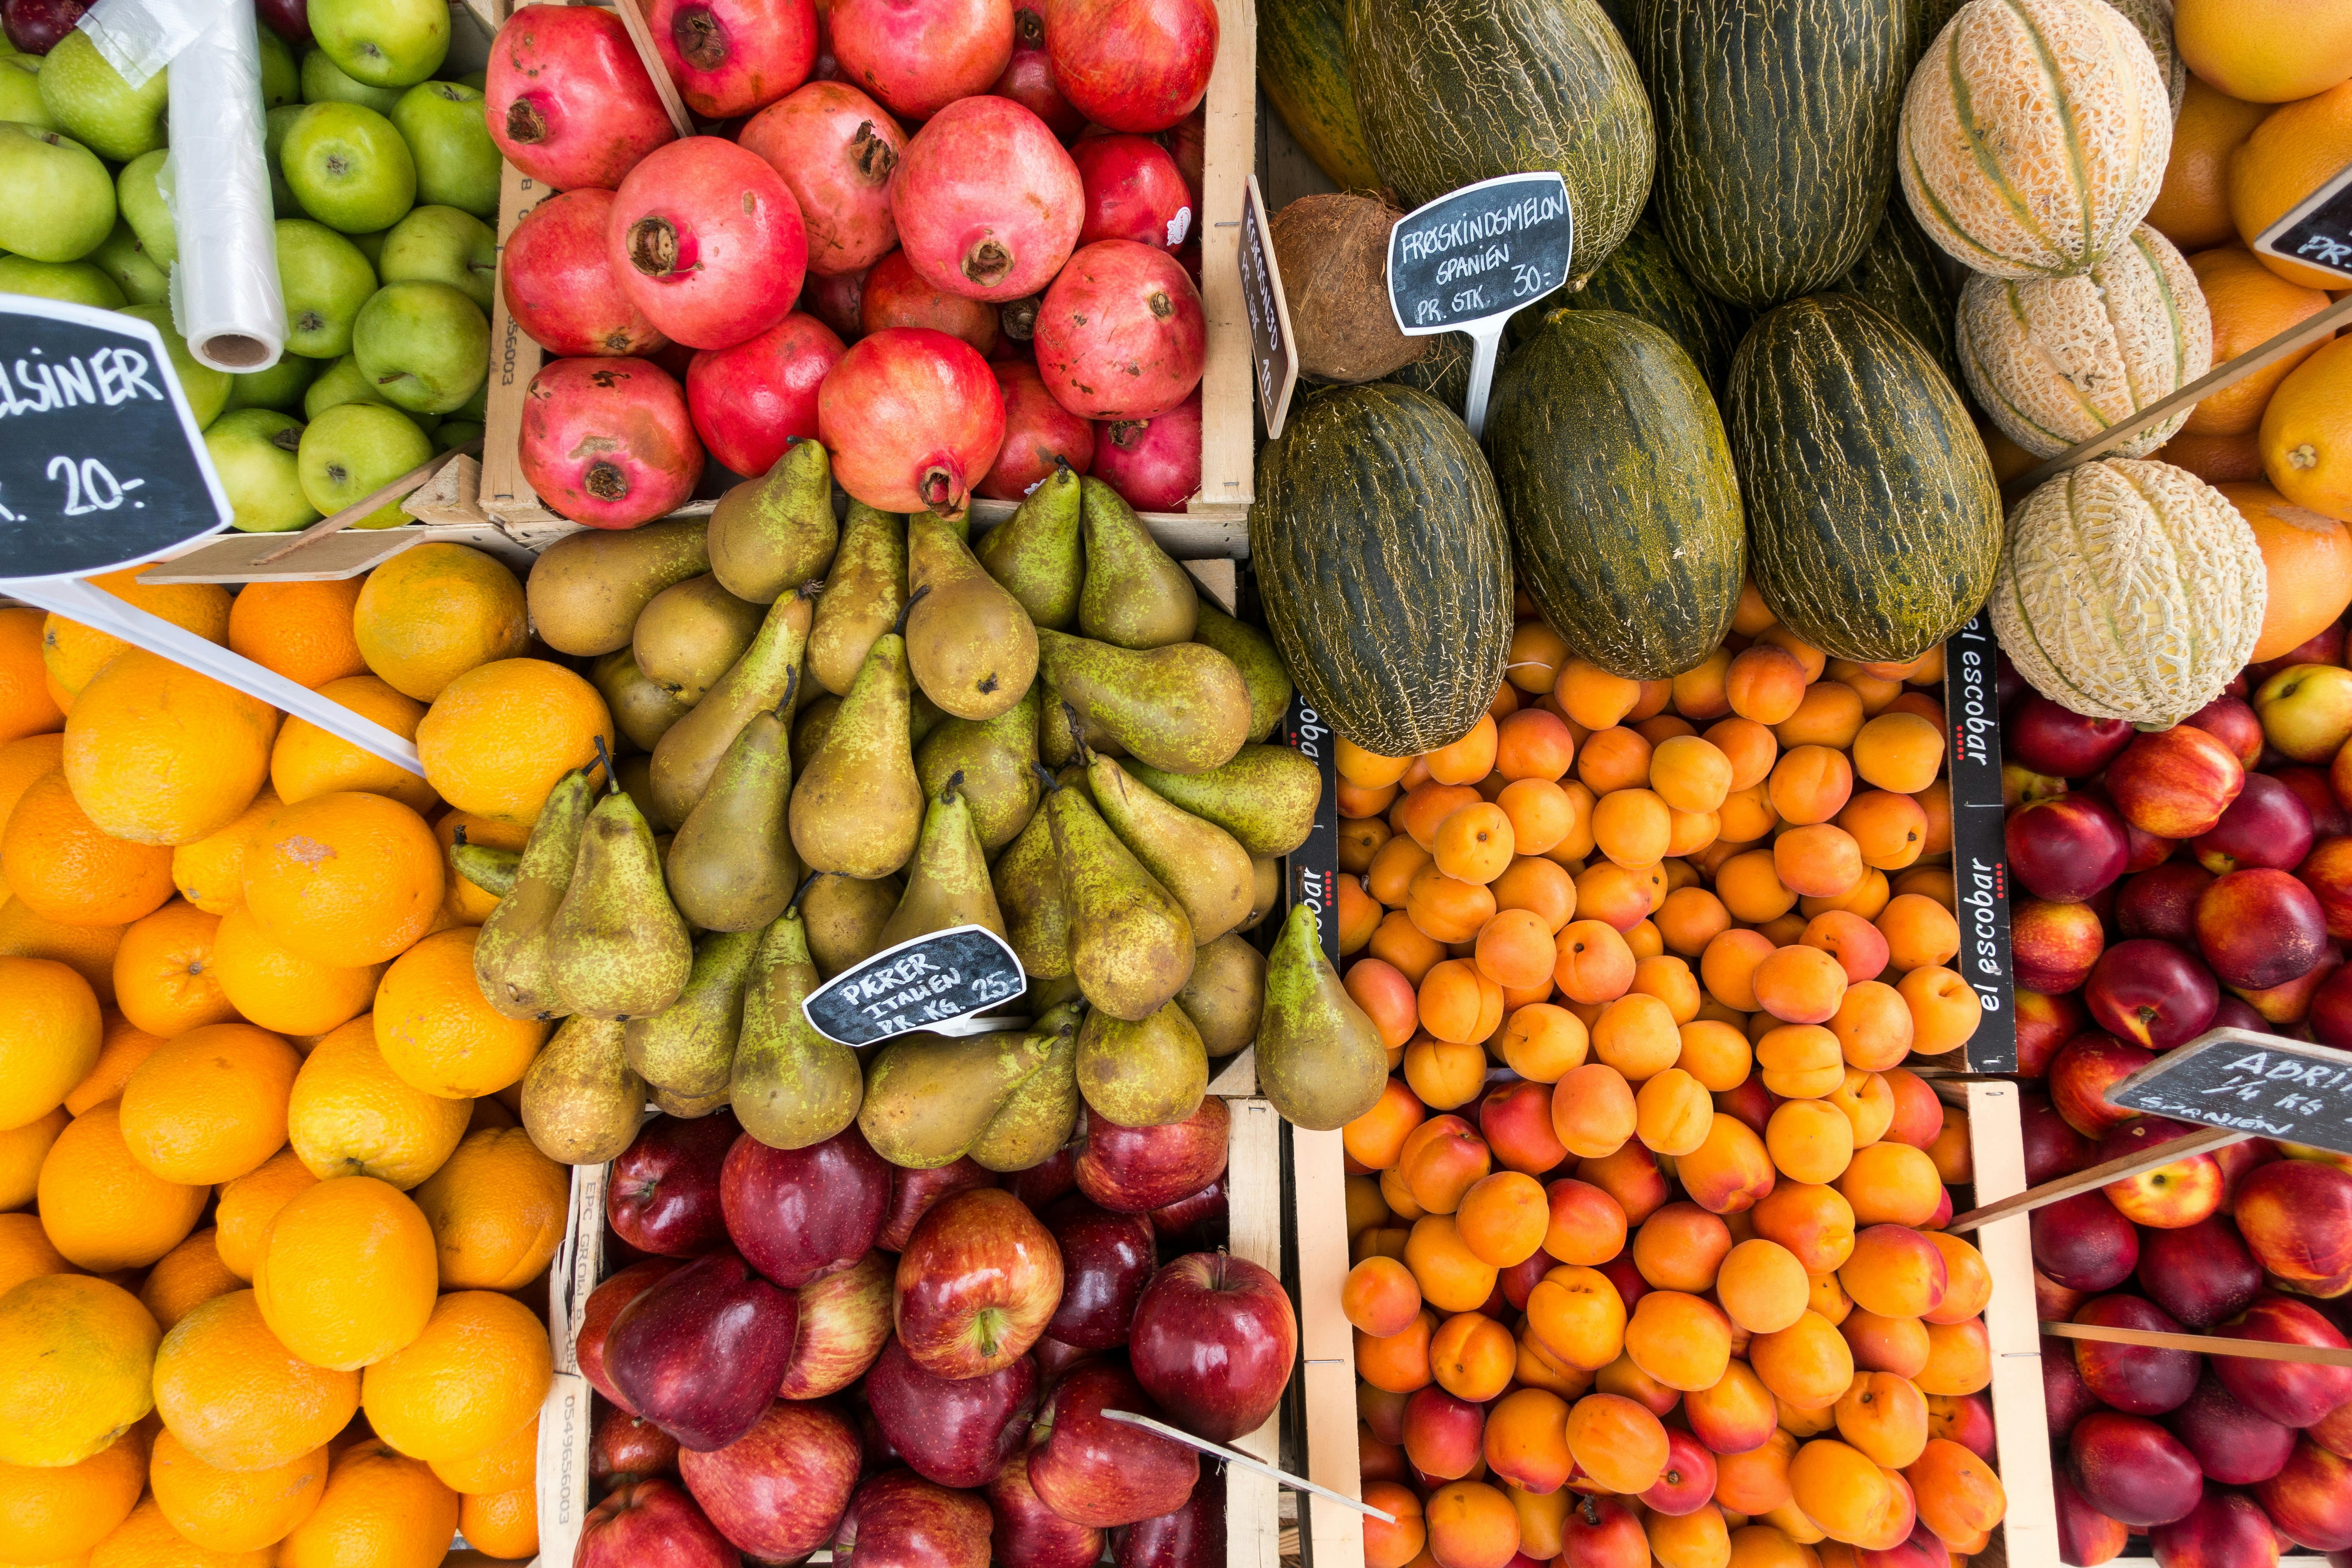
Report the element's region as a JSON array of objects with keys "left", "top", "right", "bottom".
[
  {"left": 1329, "top": 585, "right": 2008, "bottom": 1568},
  {"left": 0, "top": 542, "right": 609, "bottom": 1566}
]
